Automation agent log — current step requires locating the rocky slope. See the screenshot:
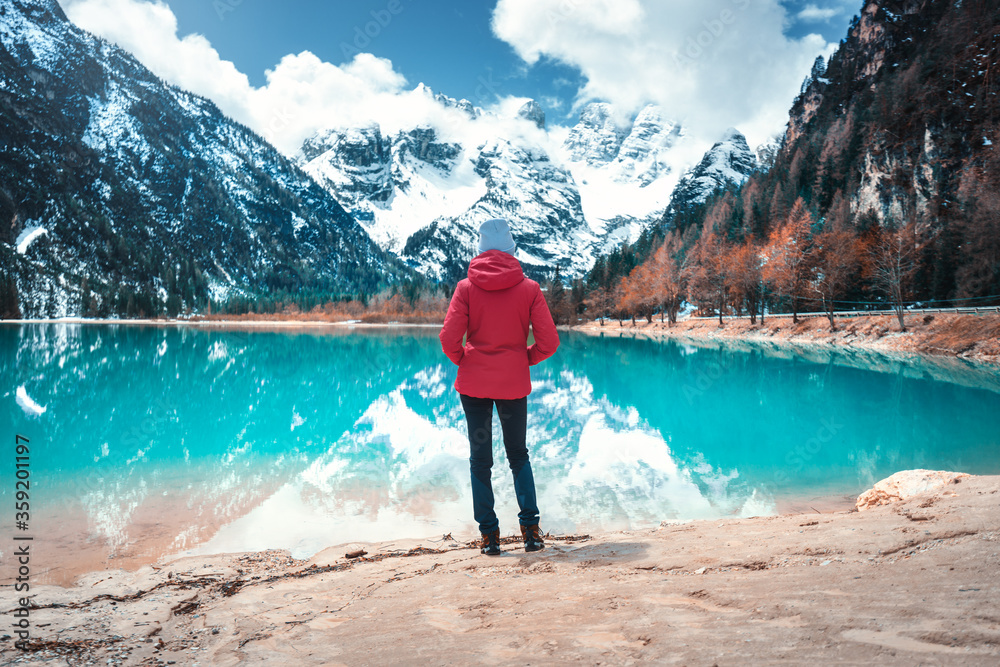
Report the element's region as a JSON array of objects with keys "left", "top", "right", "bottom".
[
  {"left": 660, "top": 127, "right": 759, "bottom": 227},
  {"left": 0, "top": 0, "right": 400, "bottom": 318},
  {"left": 776, "top": 0, "right": 1000, "bottom": 301},
  {"left": 400, "top": 135, "right": 594, "bottom": 282},
  {"left": 563, "top": 103, "right": 687, "bottom": 254},
  {"left": 298, "top": 123, "right": 474, "bottom": 256},
  {"left": 299, "top": 99, "right": 701, "bottom": 282}
]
